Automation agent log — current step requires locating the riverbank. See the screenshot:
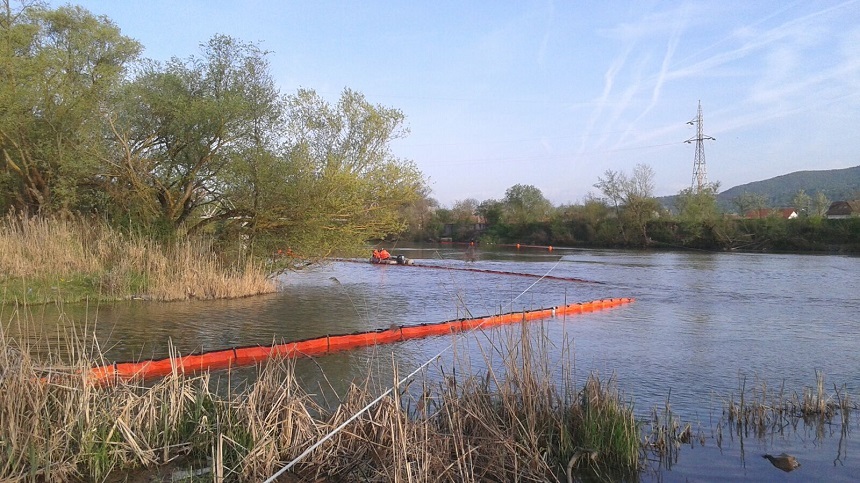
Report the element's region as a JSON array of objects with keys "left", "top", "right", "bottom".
[
  {"left": 0, "top": 215, "right": 277, "bottom": 305},
  {"left": 441, "top": 216, "right": 860, "bottom": 253}
]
